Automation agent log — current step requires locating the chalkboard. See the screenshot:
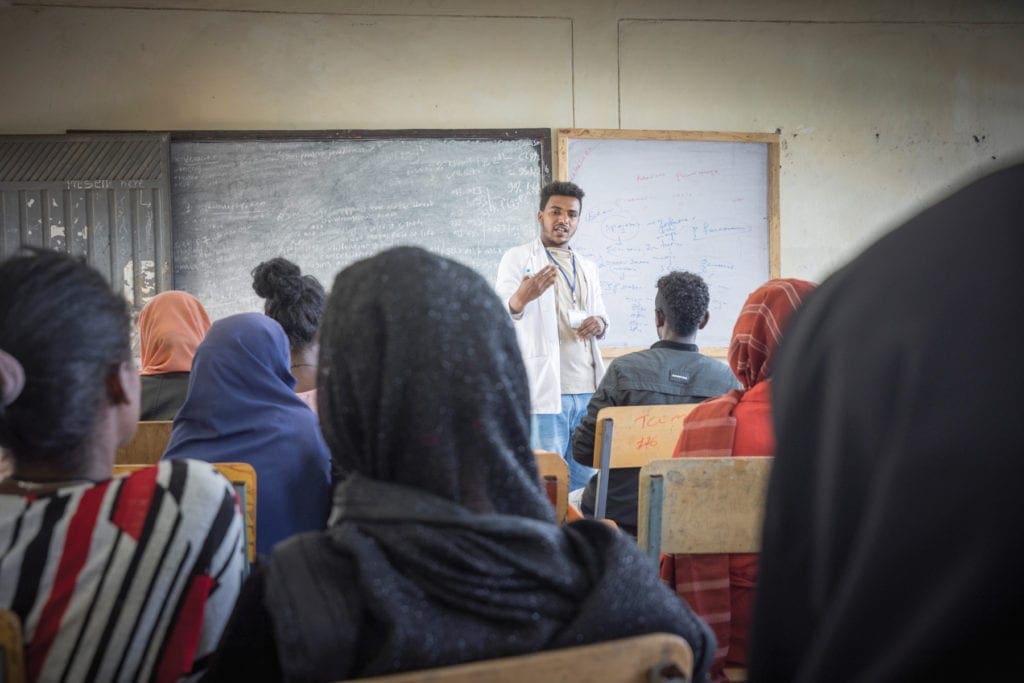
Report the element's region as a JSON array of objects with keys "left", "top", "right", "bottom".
[
  {"left": 170, "top": 130, "right": 550, "bottom": 320},
  {"left": 558, "top": 129, "right": 780, "bottom": 351}
]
